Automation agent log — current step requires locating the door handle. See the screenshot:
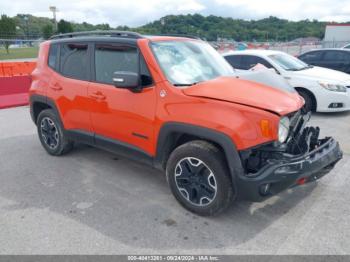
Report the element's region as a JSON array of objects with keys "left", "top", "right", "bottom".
[
  {"left": 50, "top": 83, "right": 62, "bottom": 91},
  {"left": 90, "top": 91, "right": 106, "bottom": 100}
]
